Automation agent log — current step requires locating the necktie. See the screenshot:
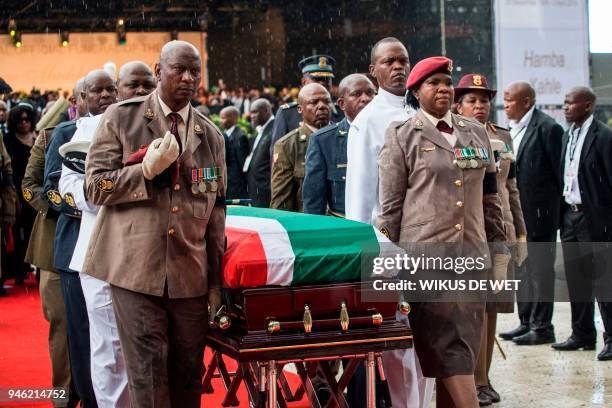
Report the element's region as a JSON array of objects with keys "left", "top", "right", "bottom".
[
  {"left": 168, "top": 112, "right": 182, "bottom": 184},
  {"left": 436, "top": 121, "right": 453, "bottom": 134}
]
